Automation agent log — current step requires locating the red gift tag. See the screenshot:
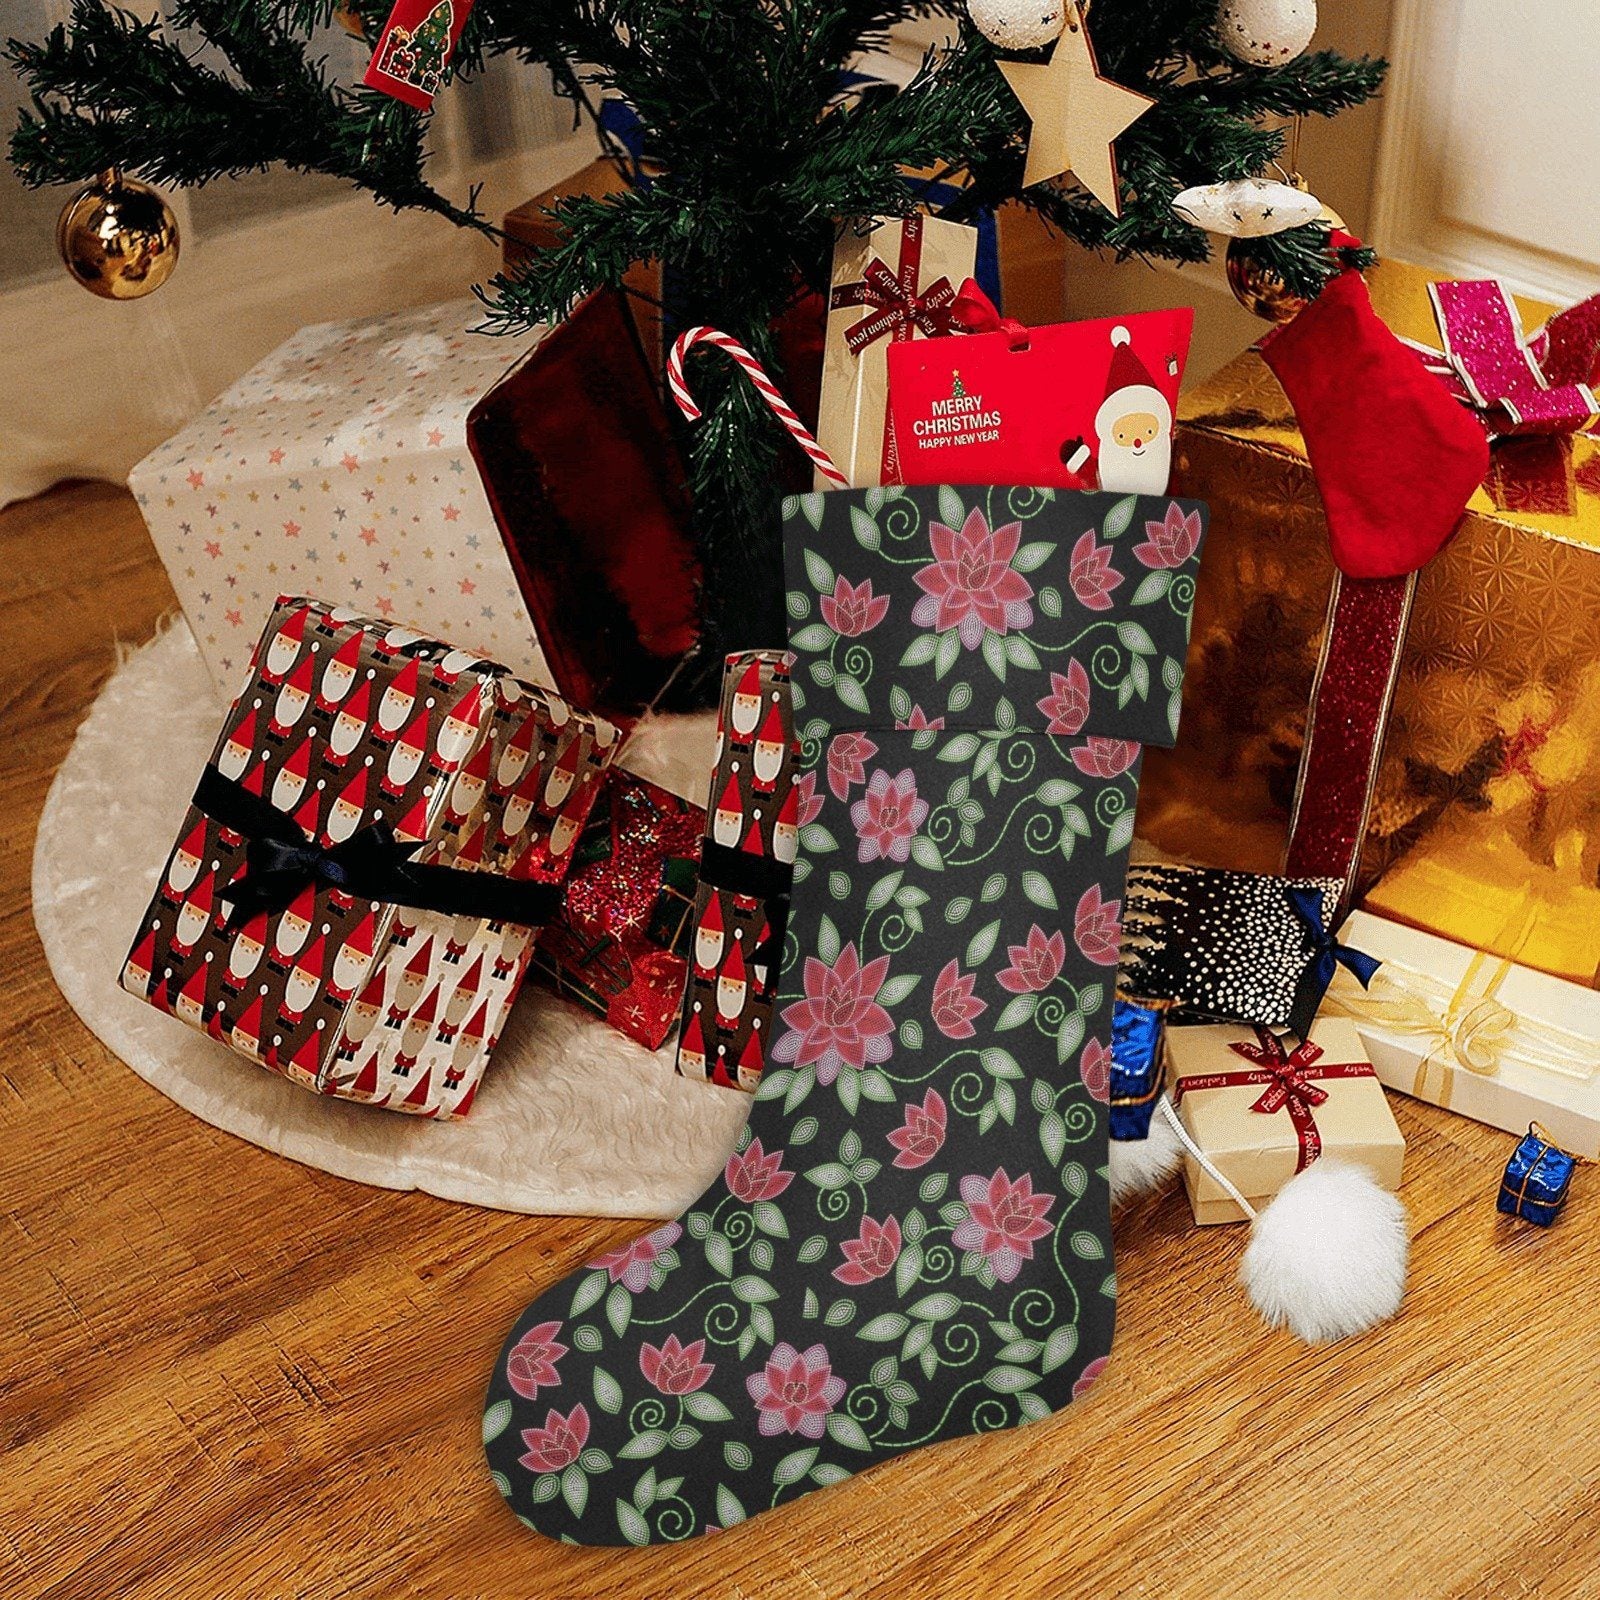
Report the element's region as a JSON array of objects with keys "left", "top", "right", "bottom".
[
  {"left": 363, "top": 0, "right": 475, "bottom": 110},
  {"left": 886, "top": 308, "right": 1193, "bottom": 494}
]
